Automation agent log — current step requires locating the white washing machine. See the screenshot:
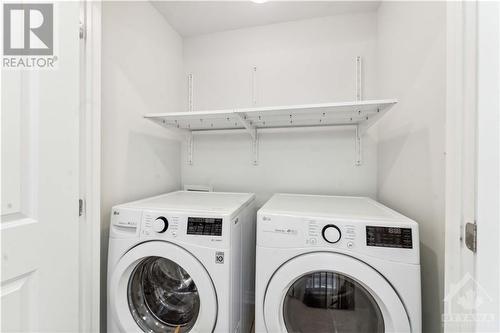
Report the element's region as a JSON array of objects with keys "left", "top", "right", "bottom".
[
  {"left": 255, "top": 194, "right": 421, "bottom": 333},
  {"left": 107, "top": 191, "right": 256, "bottom": 333}
]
